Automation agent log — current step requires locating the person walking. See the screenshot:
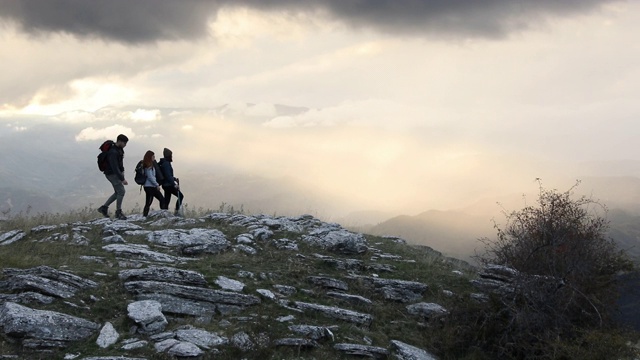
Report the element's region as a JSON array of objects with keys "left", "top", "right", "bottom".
[
  {"left": 98, "top": 134, "right": 129, "bottom": 220},
  {"left": 158, "top": 148, "right": 184, "bottom": 216},
  {"left": 141, "top": 150, "right": 166, "bottom": 217}
]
